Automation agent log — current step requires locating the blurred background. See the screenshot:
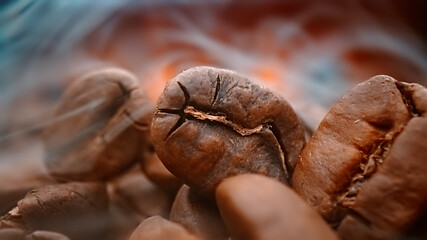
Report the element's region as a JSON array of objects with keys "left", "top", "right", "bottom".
[
  {"left": 1, "top": 0, "right": 427, "bottom": 140},
  {"left": 0, "top": 0, "right": 426, "bottom": 217}
]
